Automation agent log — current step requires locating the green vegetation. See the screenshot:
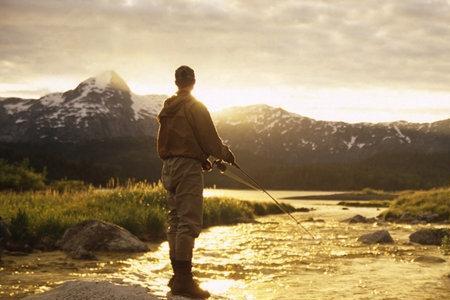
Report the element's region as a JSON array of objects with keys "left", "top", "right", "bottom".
[
  {"left": 283, "top": 188, "right": 397, "bottom": 201},
  {"left": 0, "top": 183, "right": 295, "bottom": 248},
  {"left": 0, "top": 160, "right": 46, "bottom": 191},
  {"left": 337, "top": 200, "right": 390, "bottom": 208},
  {"left": 49, "top": 180, "right": 91, "bottom": 193},
  {"left": 381, "top": 187, "right": 450, "bottom": 222},
  {"left": 2, "top": 140, "right": 450, "bottom": 190}
]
